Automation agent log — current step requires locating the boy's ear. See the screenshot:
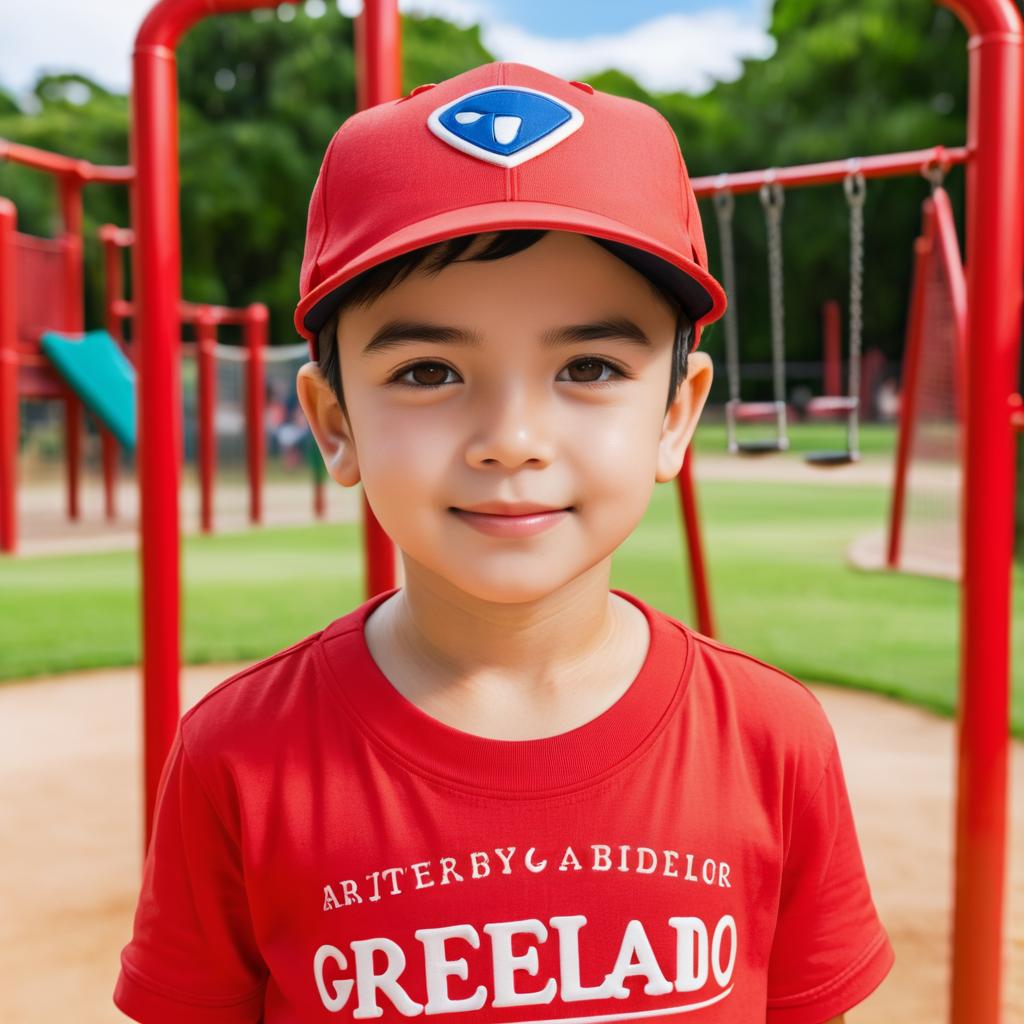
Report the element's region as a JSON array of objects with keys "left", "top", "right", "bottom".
[
  {"left": 295, "top": 362, "right": 361, "bottom": 487},
  {"left": 656, "top": 350, "right": 713, "bottom": 483}
]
